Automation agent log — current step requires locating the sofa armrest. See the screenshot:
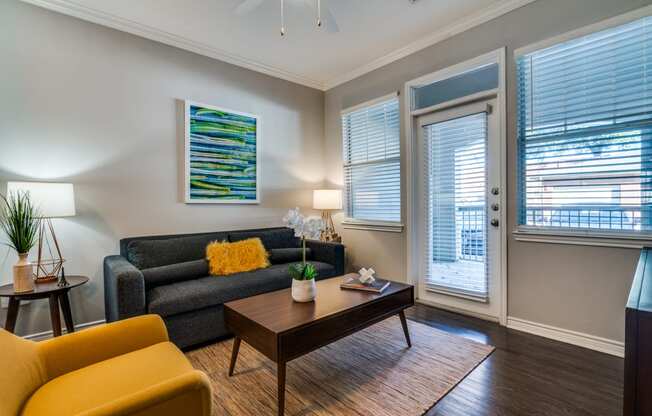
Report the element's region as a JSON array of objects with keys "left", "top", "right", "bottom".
[
  {"left": 38, "top": 315, "right": 168, "bottom": 380},
  {"left": 305, "top": 240, "right": 345, "bottom": 275},
  {"left": 77, "top": 371, "right": 212, "bottom": 416},
  {"left": 104, "top": 255, "right": 146, "bottom": 322}
]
